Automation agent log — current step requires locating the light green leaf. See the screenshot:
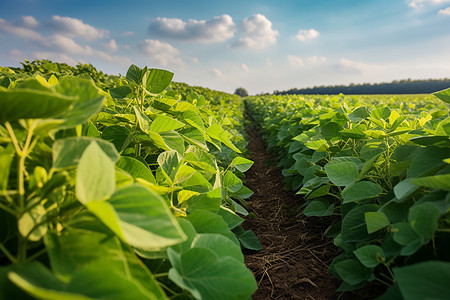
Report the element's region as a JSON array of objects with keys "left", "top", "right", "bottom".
[
  {"left": 143, "top": 68, "right": 173, "bottom": 94},
  {"left": 324, "top": 161, "right": 359, "bottom": 186},
  {"left": 229, "top": 156, "right": 253, "bottom": 173},
  {"left": 433, "top": 87, "right": 450, "bottom": 104},
  {"left": 116, "top": 156, "right": 156, "bottom": 184},
  {"left": 18, "top": 204, "right": 47, "bottom": 241},
  {"left": 412, "top": 174, "right": 450, "bottom": 190},
  {"left": 133, "top": 106, "right": 150, "bottom": 133},
  {"left": 206, "top": 124, "right": 241, "bottom": 153},
  {"left": 76, "top": 142, "right": 115, "bottom": 204},
  {"left": 150, "top": 115, "right": 185, "bottom": 133},
  {"left": 126, "top": 64, "right": 142, "bottom": 84},
  {"left": 342, "top": 181, "right": 383, "bottom": 203},
  {"left": 354, "top": 245, "right": 385, "bottom": 268},
  {"left": 365, "top": 211, "right": 390, "bottom": 234},
  {"left": 192, "top": 233, "right": 244, "bottom": 263},
  {"left": 394, "top": 178, "right": 420, "bottom": 201}
]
